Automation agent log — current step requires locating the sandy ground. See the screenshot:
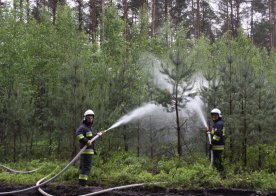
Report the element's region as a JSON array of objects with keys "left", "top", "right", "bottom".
[{"left": 0, "top": 184, "right": 275, "bottom": 196}]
